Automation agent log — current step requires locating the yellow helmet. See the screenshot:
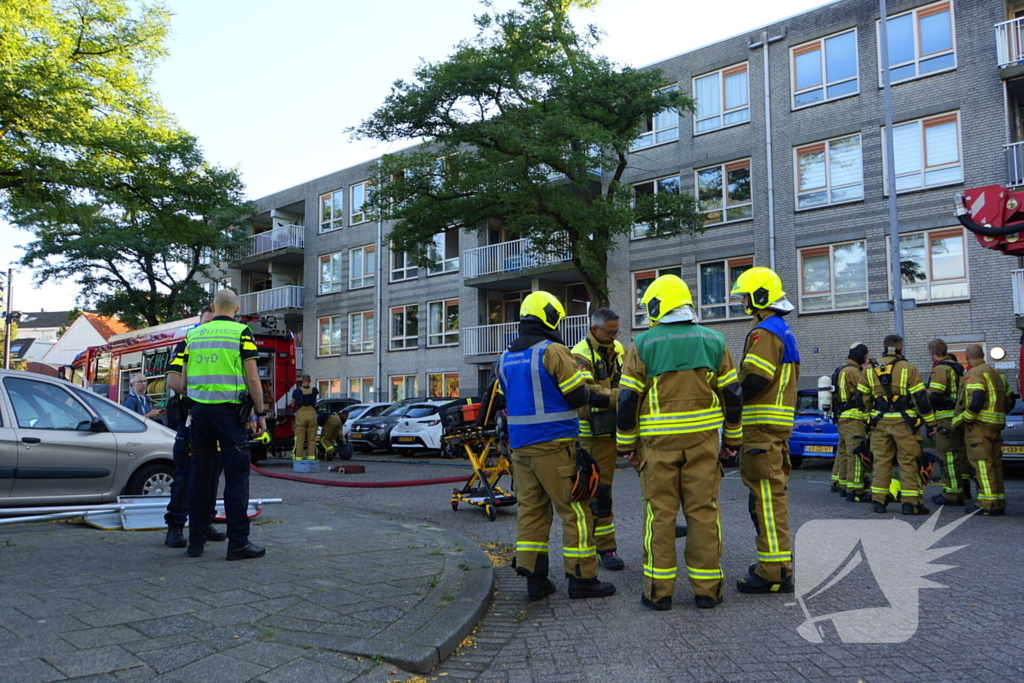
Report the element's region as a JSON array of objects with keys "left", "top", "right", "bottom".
[
  {"left": 641, "top": 274, "right": 693, "bottom": 323},
  {"left": 731, "top": 267, "right": 790, "bottom": 314},
  {"left": 520, "top": 291, "right": 565, "bottom": 330}
]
